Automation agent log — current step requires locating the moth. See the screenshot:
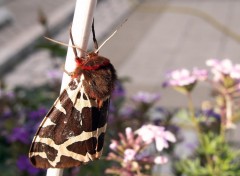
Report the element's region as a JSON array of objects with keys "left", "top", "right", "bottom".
[{"left": 29, "top": 24, "right": 117, "bottom": 168}]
